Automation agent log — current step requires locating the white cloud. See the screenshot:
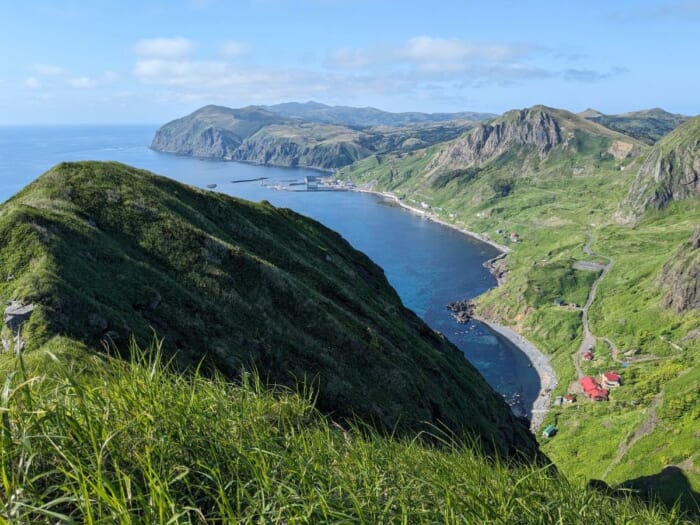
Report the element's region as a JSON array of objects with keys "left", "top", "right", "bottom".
[
  {"left": 128, "top": 35, "right": 559, "bottom": 108},
  {"left": 67, "top": 72, "right": 119, "bottom": 89},
  {"left": 325, "top": 36, "right": 536, "bottom": 72},
  {"left": 68, "top": 76, "right": 98, "bottom": 88},
  {"left": 32, "top": 64, "right": 66, "bottom": 76},
  {"left": 220, "top": 41, "right": 249, "bottom": 58},
  {"left": 25, "top": 76, "right": 41, "bottom": 89},
  {"left": 326, "top": 46, "right": 386, "bottom": 69},
  {"left": 133, "top": 37, "right": 195, "bottom": 59}
]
